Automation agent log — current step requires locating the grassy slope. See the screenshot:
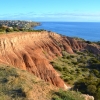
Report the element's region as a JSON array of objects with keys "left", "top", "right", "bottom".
[
  {"left": 0, "top": 64, "right": 57, "bottom": 100},
  {"left": 0, "top": 64, "right": 86, "bottom": 100}
]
